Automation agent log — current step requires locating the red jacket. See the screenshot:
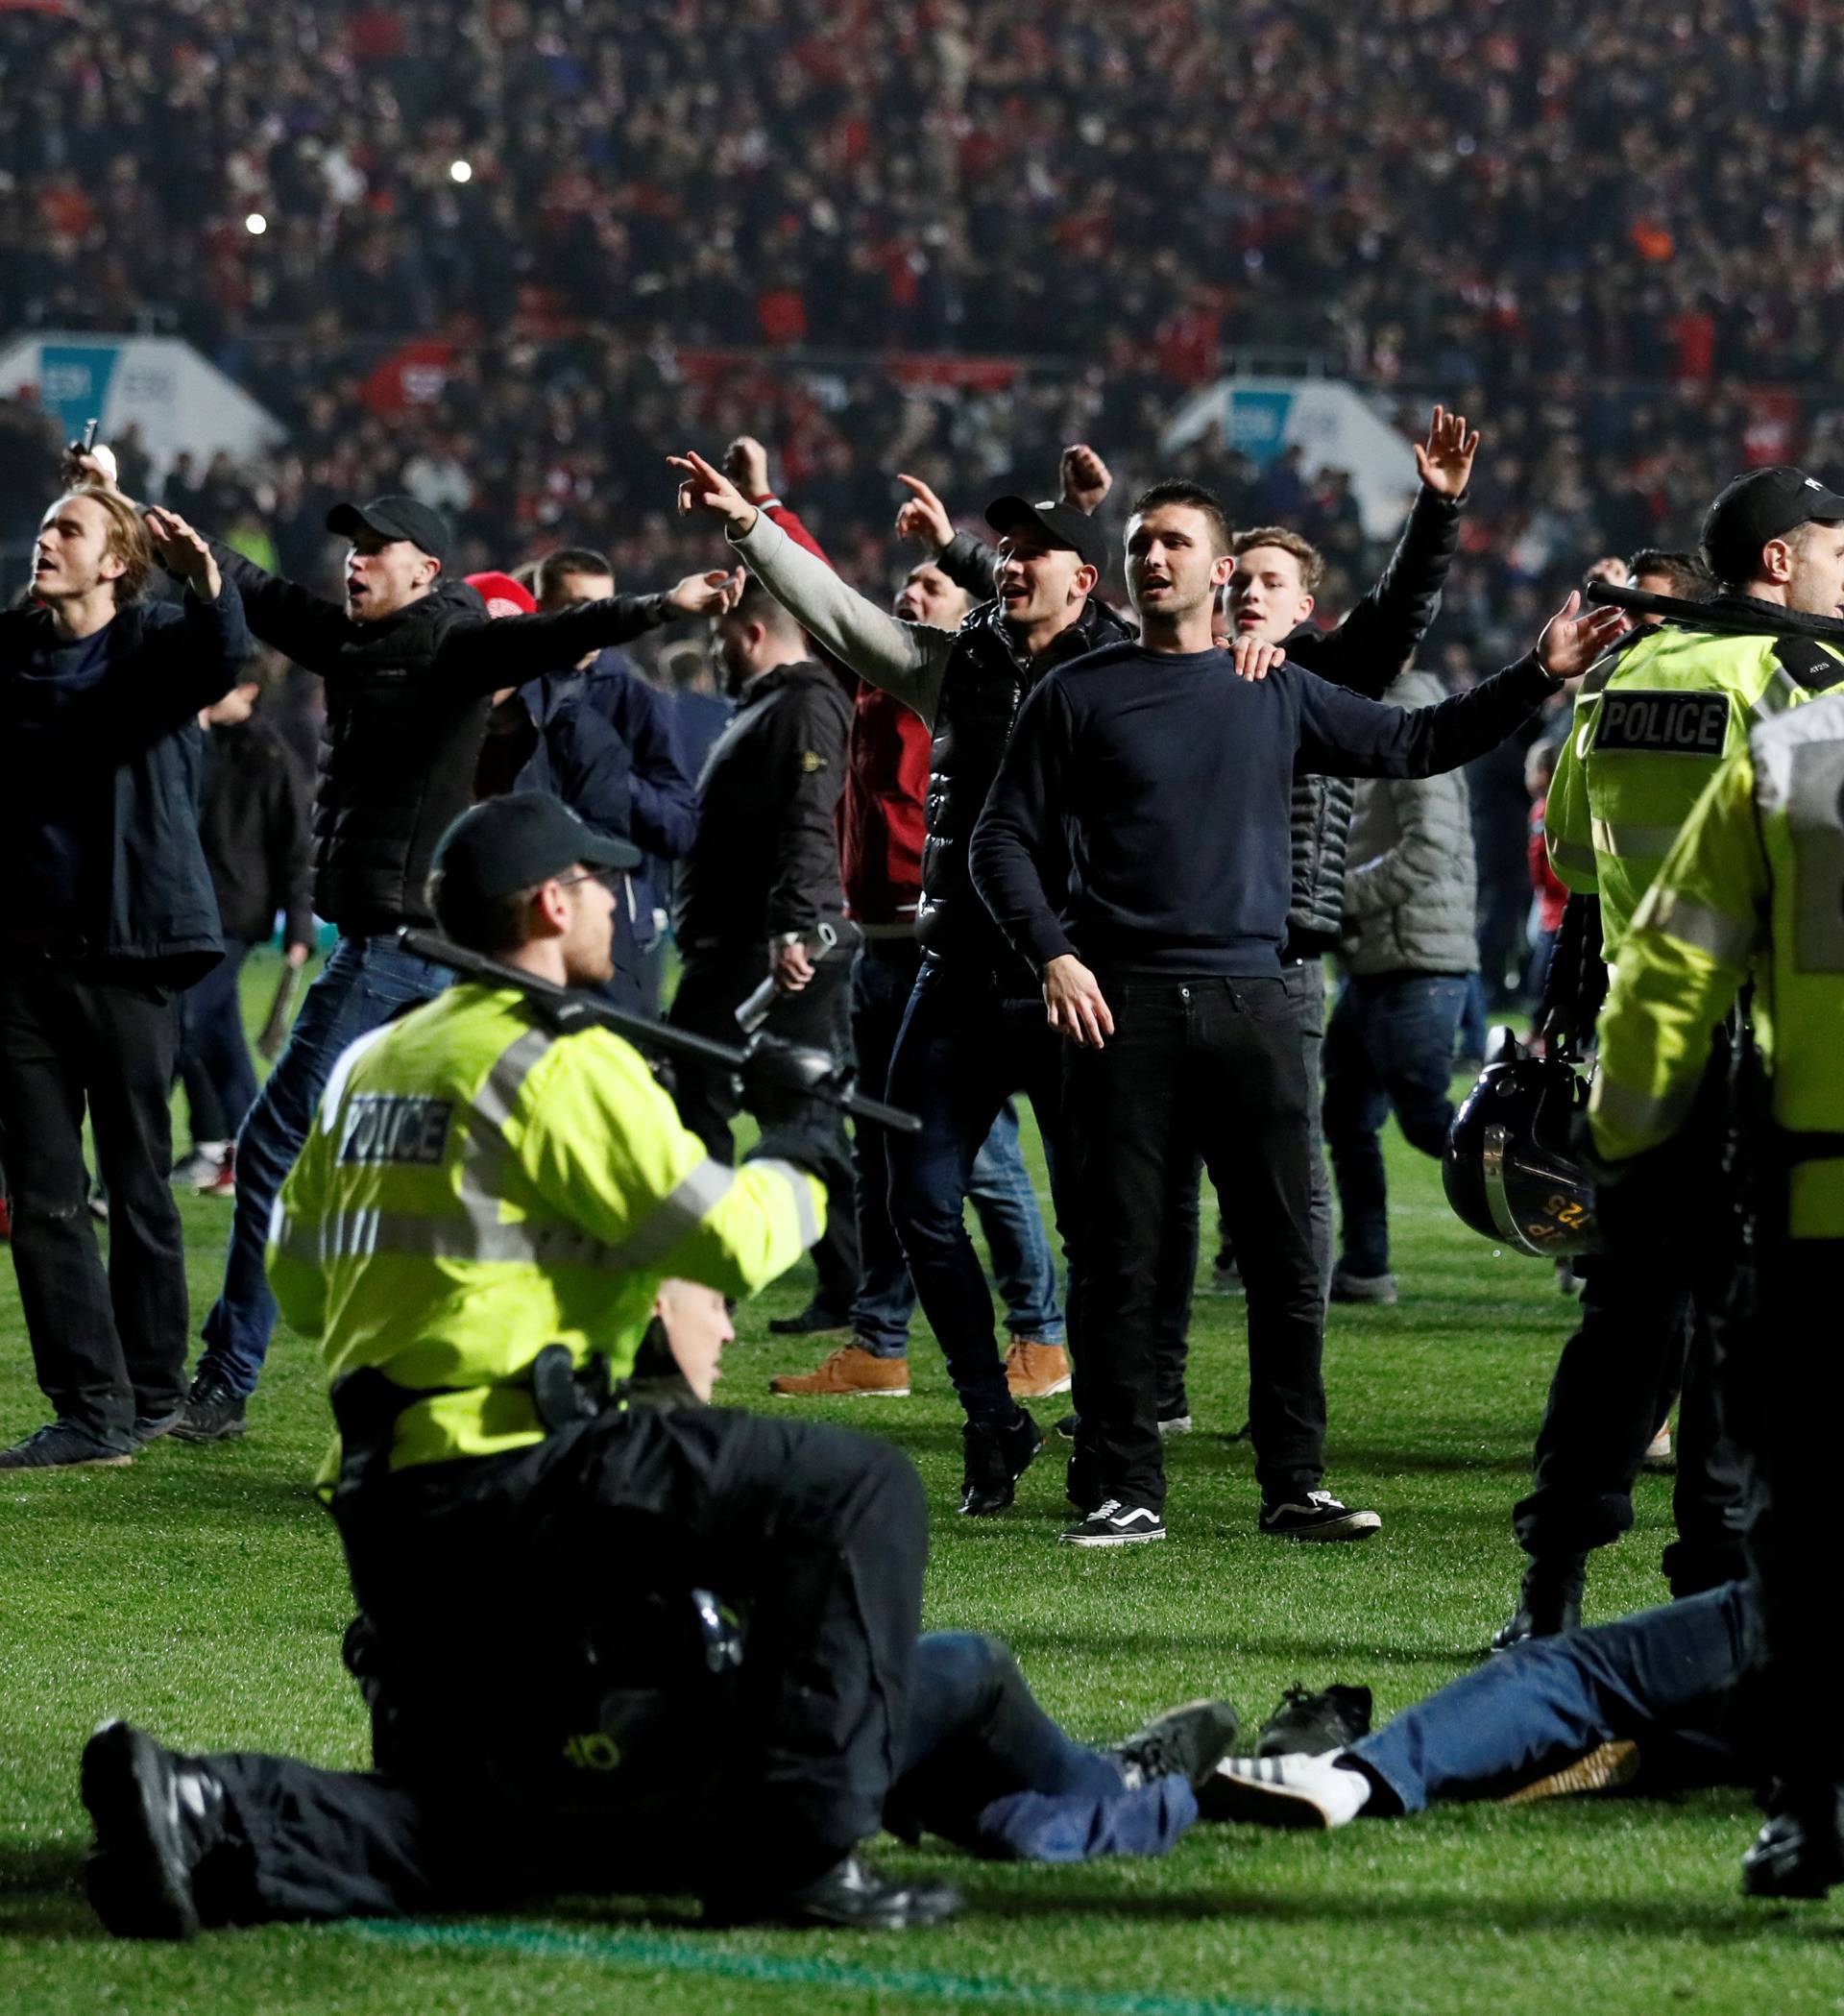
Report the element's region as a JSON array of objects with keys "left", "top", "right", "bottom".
[{"left": 757, "top": 497, "right": 929, "bottom": 930}]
